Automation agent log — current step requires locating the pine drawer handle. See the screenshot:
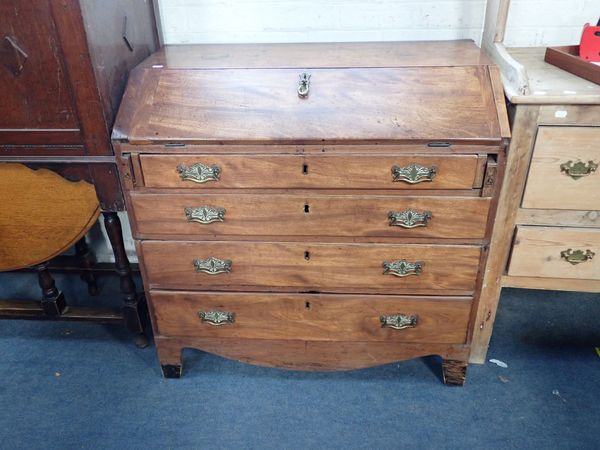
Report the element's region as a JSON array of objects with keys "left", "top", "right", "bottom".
[
  {"left": 382, "top": 259, "right": 424, "bottom": 277},
  {"left": 177, "top": 162, "right": 221, "bottom": 183},
  {"left": 380, "top": 314, "right": 418, "bottom": 330},
  {"left": 391, "top": 163, "right": 437, "bottom": 184},
  {"left": 388, "top": 209, "right": 432, "bottom": 228},
  {"left": 560, "top": 248, "right": 595, "bottom": 265},
  {"left": 199, "top": 310, "right": 235, "bottom": 326},
  {"left": 193, "top": 257, "right": 232, "bottom": 275},
  {"left": 184, "top": 206, "right": 225, "bottom": 224},
  {"left": 560, "top": 160, "right": 597, "bottom": 180}
]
